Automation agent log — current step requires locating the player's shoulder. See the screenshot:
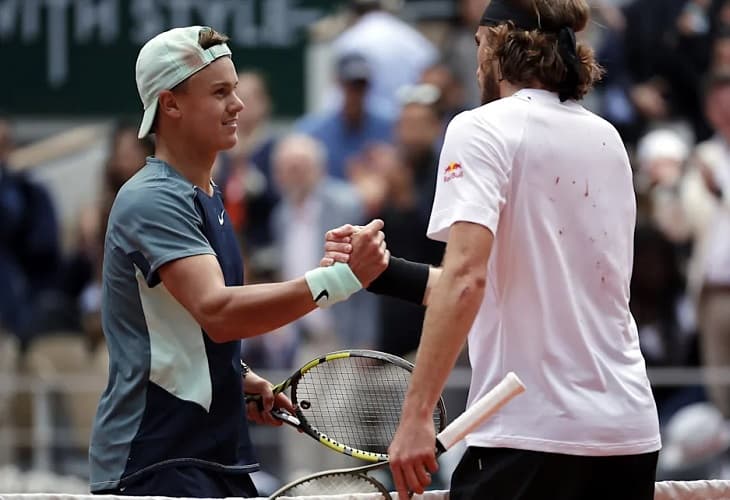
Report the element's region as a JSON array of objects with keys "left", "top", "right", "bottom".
[
  {"left": 578, "top": 106, "right": 625, "bottom": 146},
  {"left": 444, "top": 98, "right": 529, "bottom": 149},
  {"left": 444, "top": 108, "right": 482, "bottom": 135},
  {"left": 111, "top": 159, "right": 196, "bottom": 222},
  {"left": 451, "top": 95, "right": 531, "bottom": 131}
]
